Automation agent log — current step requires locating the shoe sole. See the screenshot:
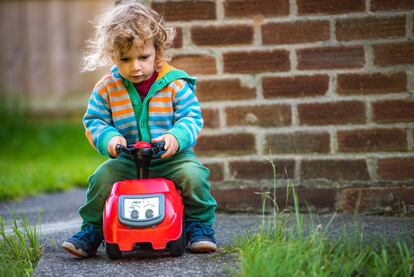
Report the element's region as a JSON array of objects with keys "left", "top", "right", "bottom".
[
  {"left": 62, "top": 241, "right": 88, "bottom": 258},
  {"left": 189, "top": 241, "right": 217, "bottom": 253}
]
